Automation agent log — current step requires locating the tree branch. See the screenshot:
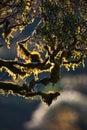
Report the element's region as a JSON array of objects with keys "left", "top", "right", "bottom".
[
  {"left": 0, "top": 58, "right": 51, "bottom": 74},
  {"left": 0, "top": 81, "right": 60, "bottom": 105}
]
